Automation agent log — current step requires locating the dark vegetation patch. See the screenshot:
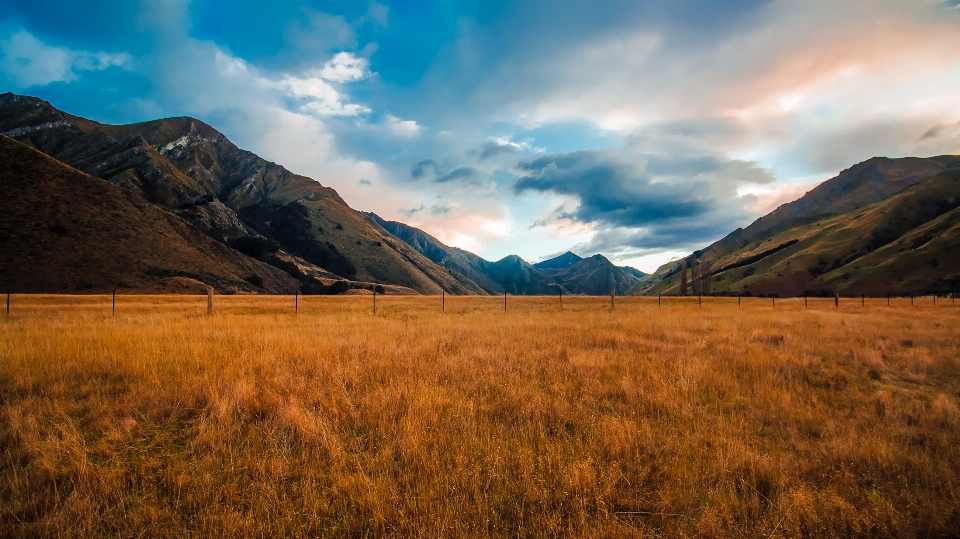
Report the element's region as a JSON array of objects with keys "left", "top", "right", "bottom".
[
  {"left": 328, "top": 280, "right": 350, "bottom": 294},
  {"left": 230, "top": 236, "right": 280, "bottom": 258},
  {"left": 714, "top": 239, "right": 799, "bottom": 275}
]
